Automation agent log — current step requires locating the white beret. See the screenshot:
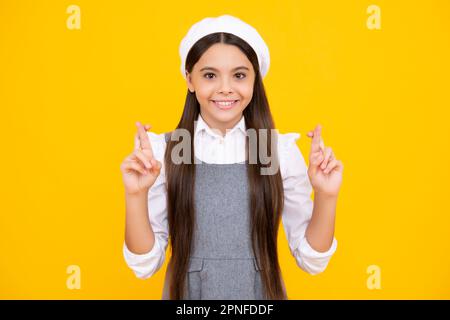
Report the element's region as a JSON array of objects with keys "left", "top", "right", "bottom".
[{"left": 179, "top": 14, "right": 270, "bottom": 79}]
